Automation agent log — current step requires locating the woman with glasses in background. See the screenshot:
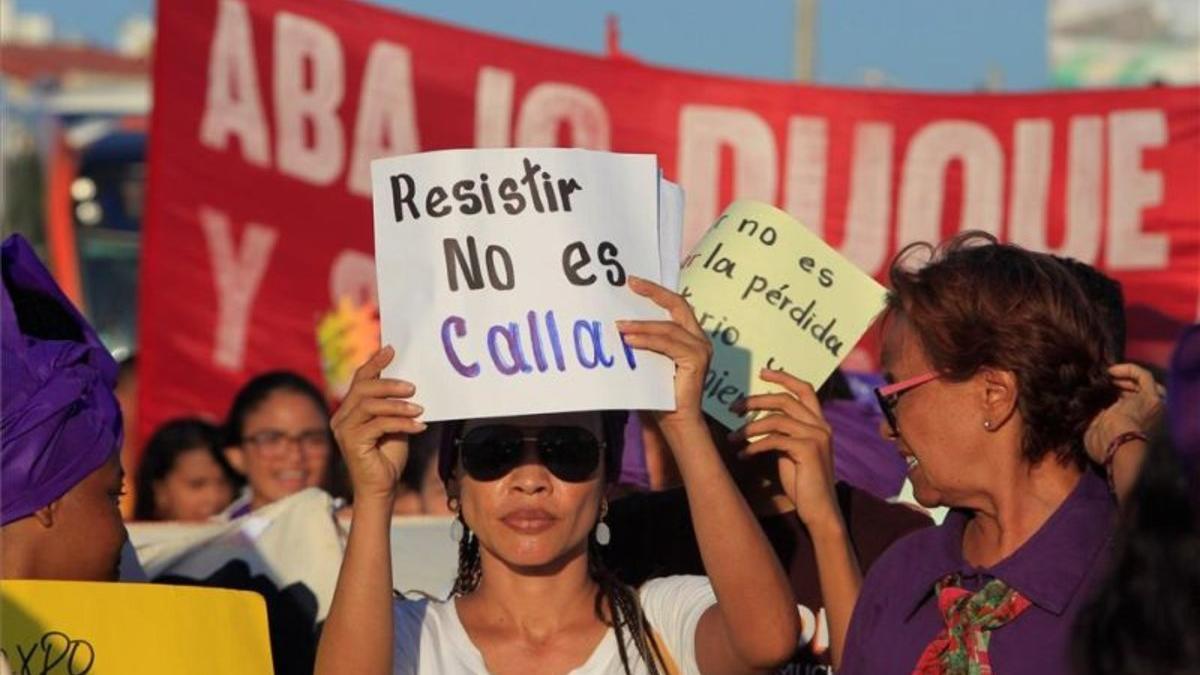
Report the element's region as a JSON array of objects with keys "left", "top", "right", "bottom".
[
  {"left": 316, "top": 277, "right": 799, "bottom": 675},
  {"left": 221, "top": 371, "right": 347, "bottom": 517},
  {"left": 742, "top": 232, "right": 1160, "bottom": 673}
]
